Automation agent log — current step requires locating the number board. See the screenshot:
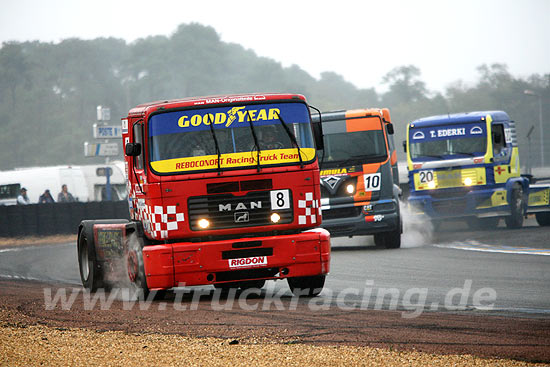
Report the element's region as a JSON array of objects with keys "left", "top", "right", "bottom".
[
  {"left": 270, "top": 189, "right": 291, "bottom": 209},
  {"left": 363, "top": 173, "right": 381, "bottom": 192}
]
